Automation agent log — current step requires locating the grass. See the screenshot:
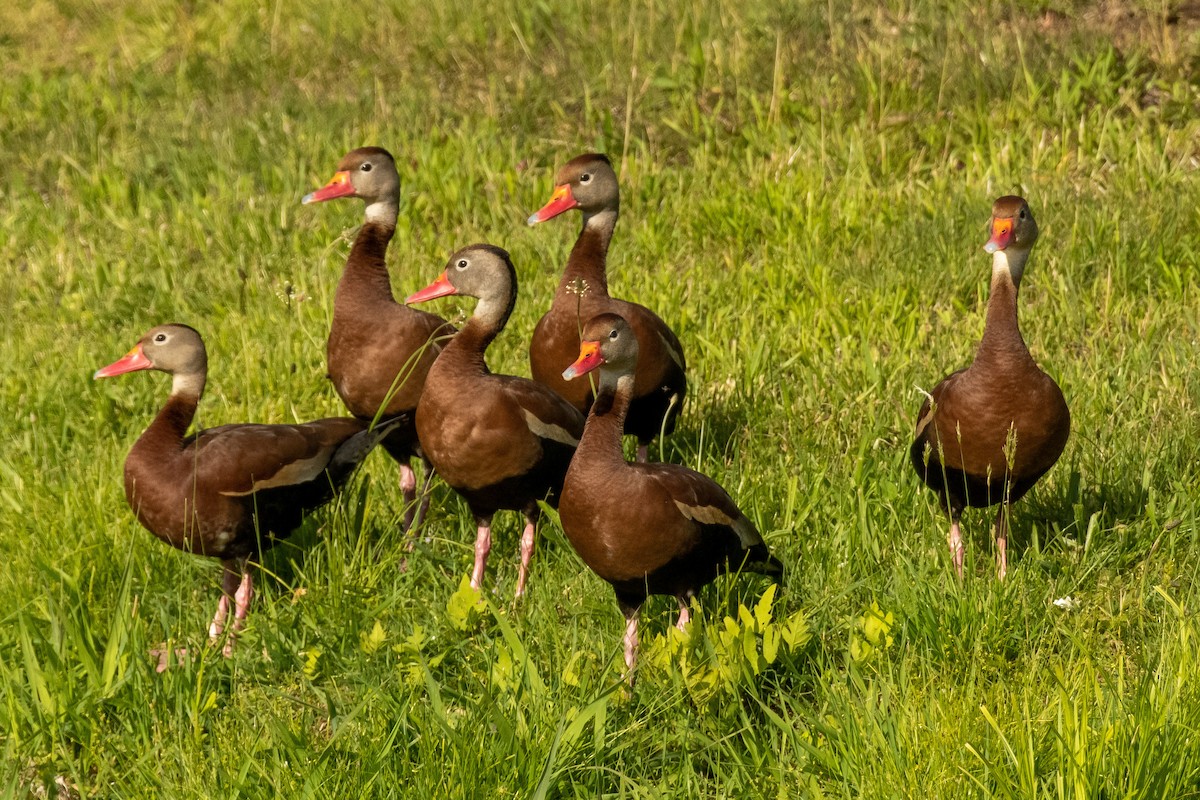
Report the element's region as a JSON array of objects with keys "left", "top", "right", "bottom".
[{"left": 2, "top": 0, "right": 1200, "bottom": 795}]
